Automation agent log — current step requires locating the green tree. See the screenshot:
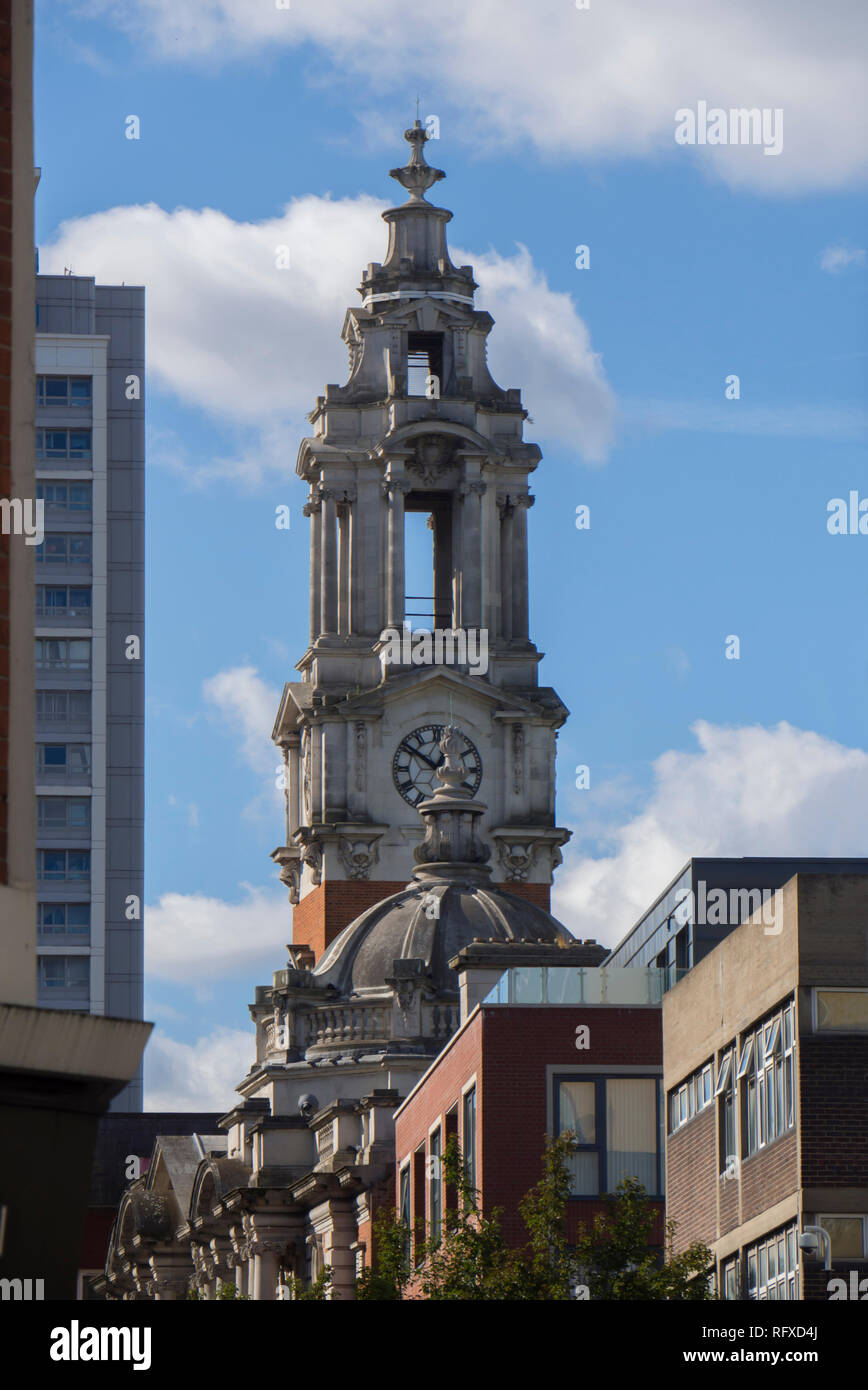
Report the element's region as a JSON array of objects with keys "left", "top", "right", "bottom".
[
  {"left": 574, "top": 1175, "right": 712, "bottom": 1300},
  {"left": 356, "top": 1209, "right": 411, "bottom": 1301}
]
